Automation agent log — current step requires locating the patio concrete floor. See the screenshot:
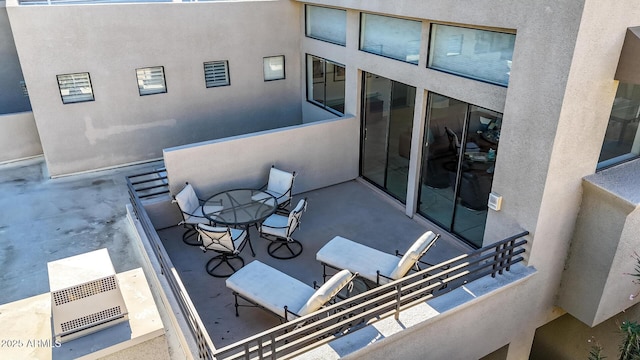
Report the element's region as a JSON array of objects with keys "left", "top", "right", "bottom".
[{"left": 157, "top": 179, "right": 472, "bottom": 349}]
